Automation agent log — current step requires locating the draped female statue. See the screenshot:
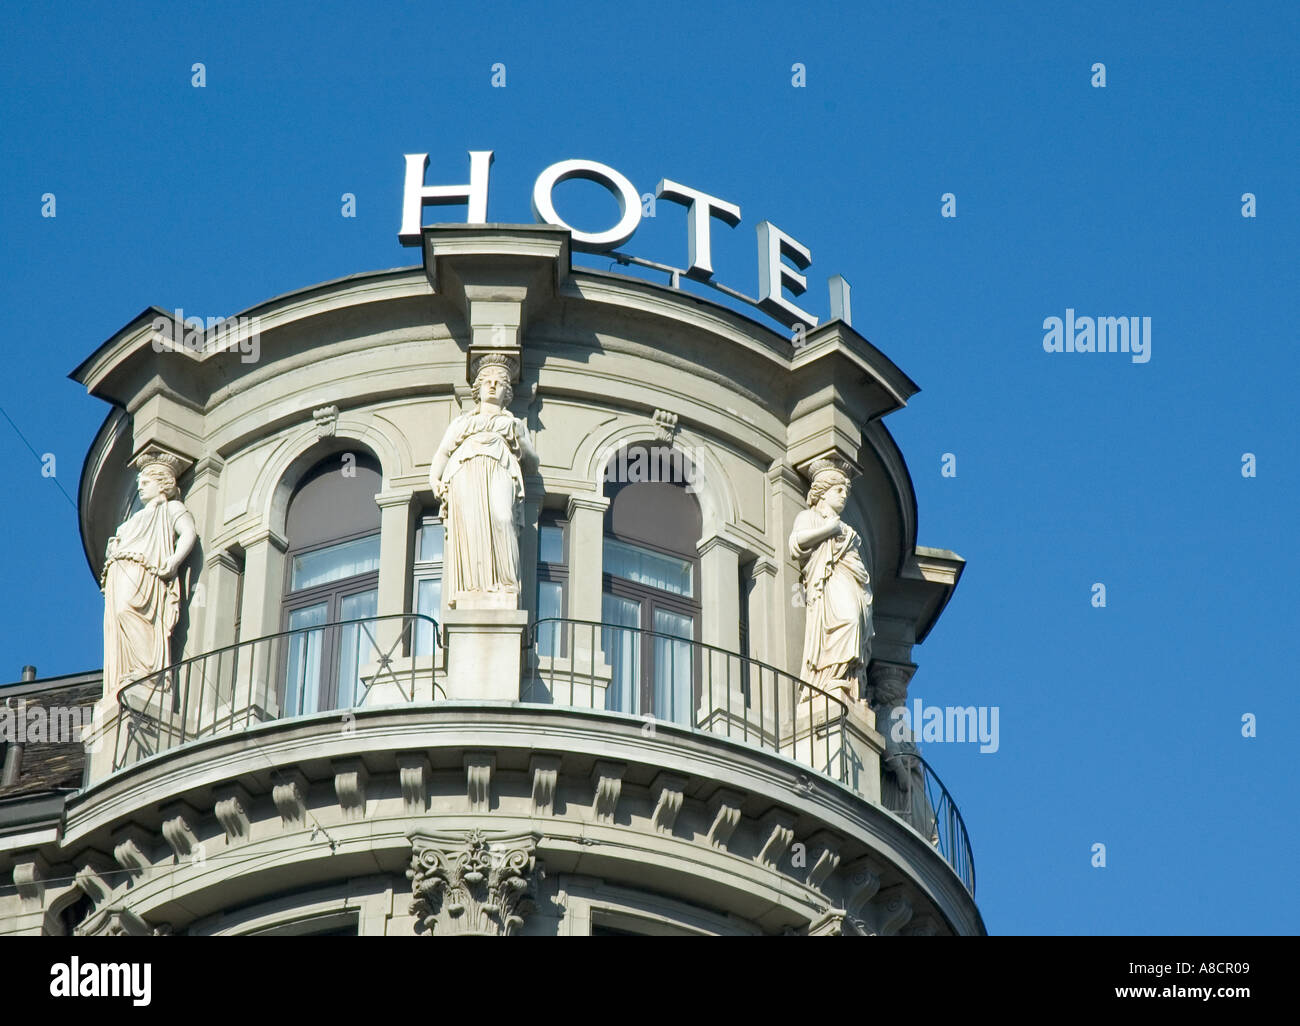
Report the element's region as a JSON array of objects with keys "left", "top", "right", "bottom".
[
  {"left": 788, "top": 459, "right": 875, "bottom": 702},
  {"left": 102, "top": 451, "right": 198, "bottom": 702},
  {"left": 429, "top": 355, "right": 537, "bottom": 608}
]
